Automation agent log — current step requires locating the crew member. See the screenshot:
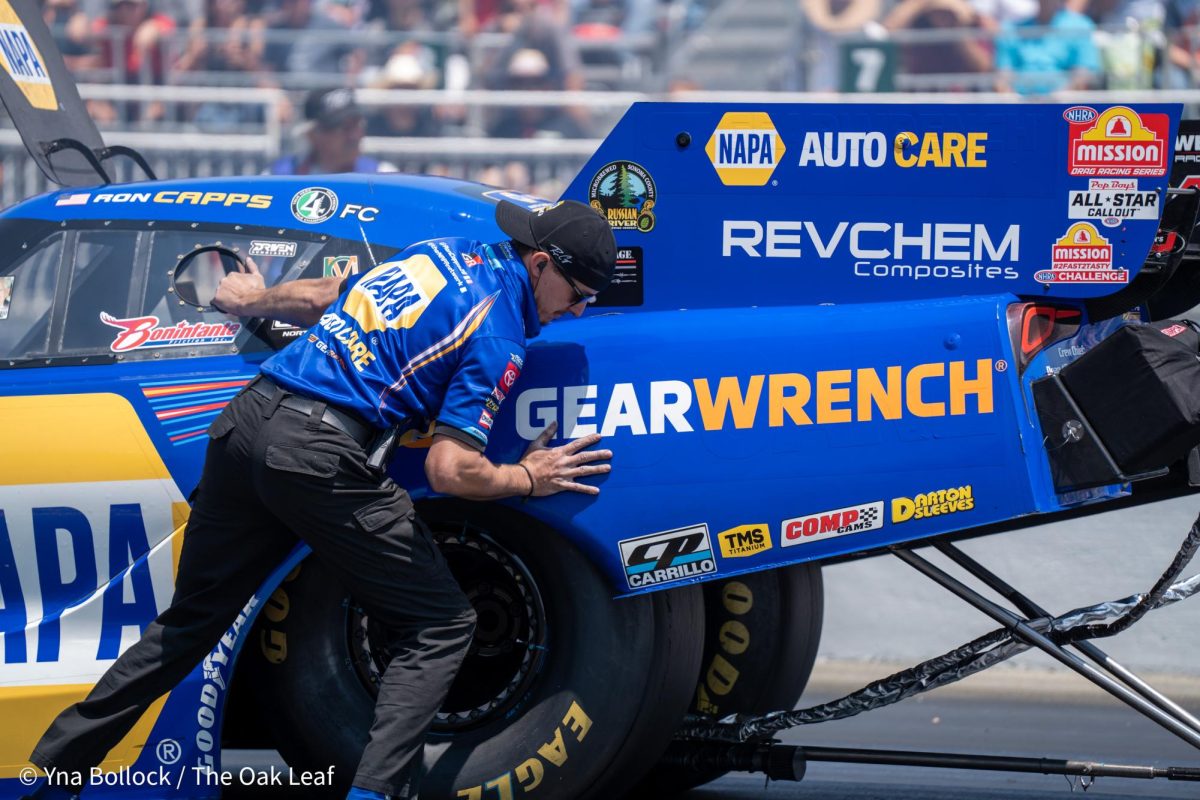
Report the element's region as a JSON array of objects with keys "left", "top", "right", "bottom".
[{"left": 26, "top": 199, "right": 616, "bottom": 800}]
